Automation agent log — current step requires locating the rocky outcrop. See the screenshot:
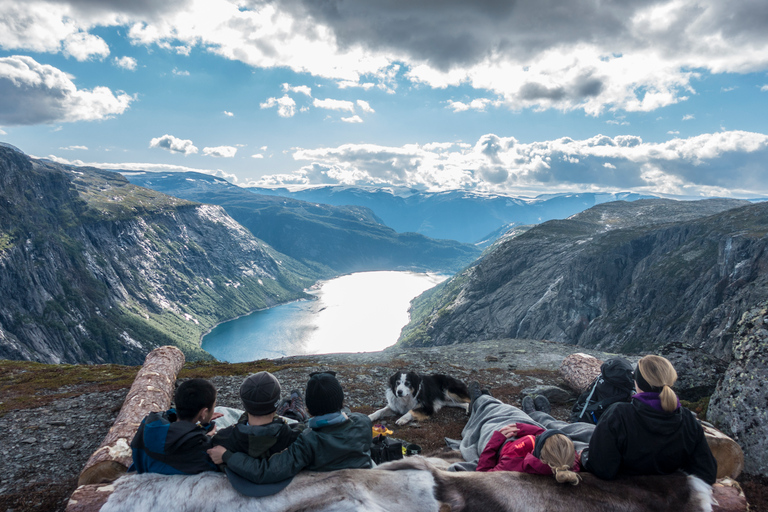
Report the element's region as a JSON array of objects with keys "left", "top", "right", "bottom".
[
  {"left": 0, "top": 146, "right": 318, "bottom": 364},
  {"left": 399, "top": 198, "right": 764, "bottom": 359},
  {"left": 708, "top": 301, "right": 768, "bottom": 474}
]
